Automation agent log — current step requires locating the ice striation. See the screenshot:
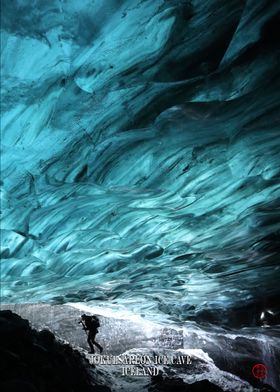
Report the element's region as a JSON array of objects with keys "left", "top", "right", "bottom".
[{"left": 1, "top": 0, "right": 280, "bottom": 327}]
